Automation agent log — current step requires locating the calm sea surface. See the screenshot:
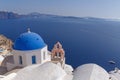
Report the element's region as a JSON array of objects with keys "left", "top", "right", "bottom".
[{"left": 0, "top": 17, "right": 120, "bottom": 71}]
